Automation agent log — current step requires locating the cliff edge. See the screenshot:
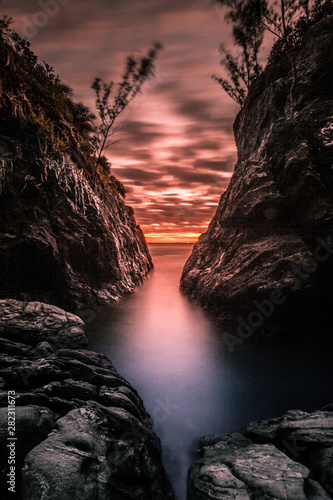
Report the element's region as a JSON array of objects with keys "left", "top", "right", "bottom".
[{"left": 0, "top": 125, "right": 152, "bottom": 314}]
